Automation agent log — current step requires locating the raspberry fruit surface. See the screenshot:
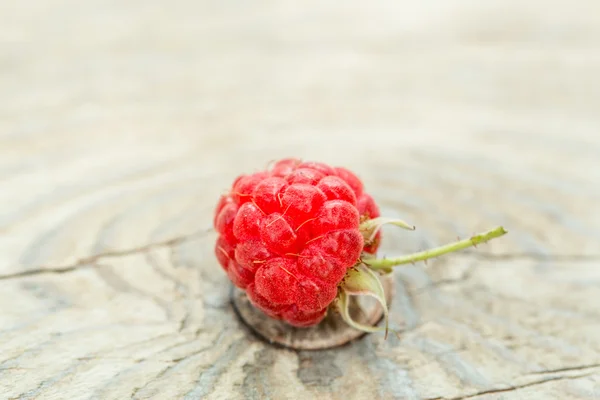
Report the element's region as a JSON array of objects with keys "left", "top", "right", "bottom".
[
  {"left": 214, "top": 159, "right": 380, "bottom": 327},
  {"left": 214, "top": 158, "right": 508, "bottom": 332}
]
